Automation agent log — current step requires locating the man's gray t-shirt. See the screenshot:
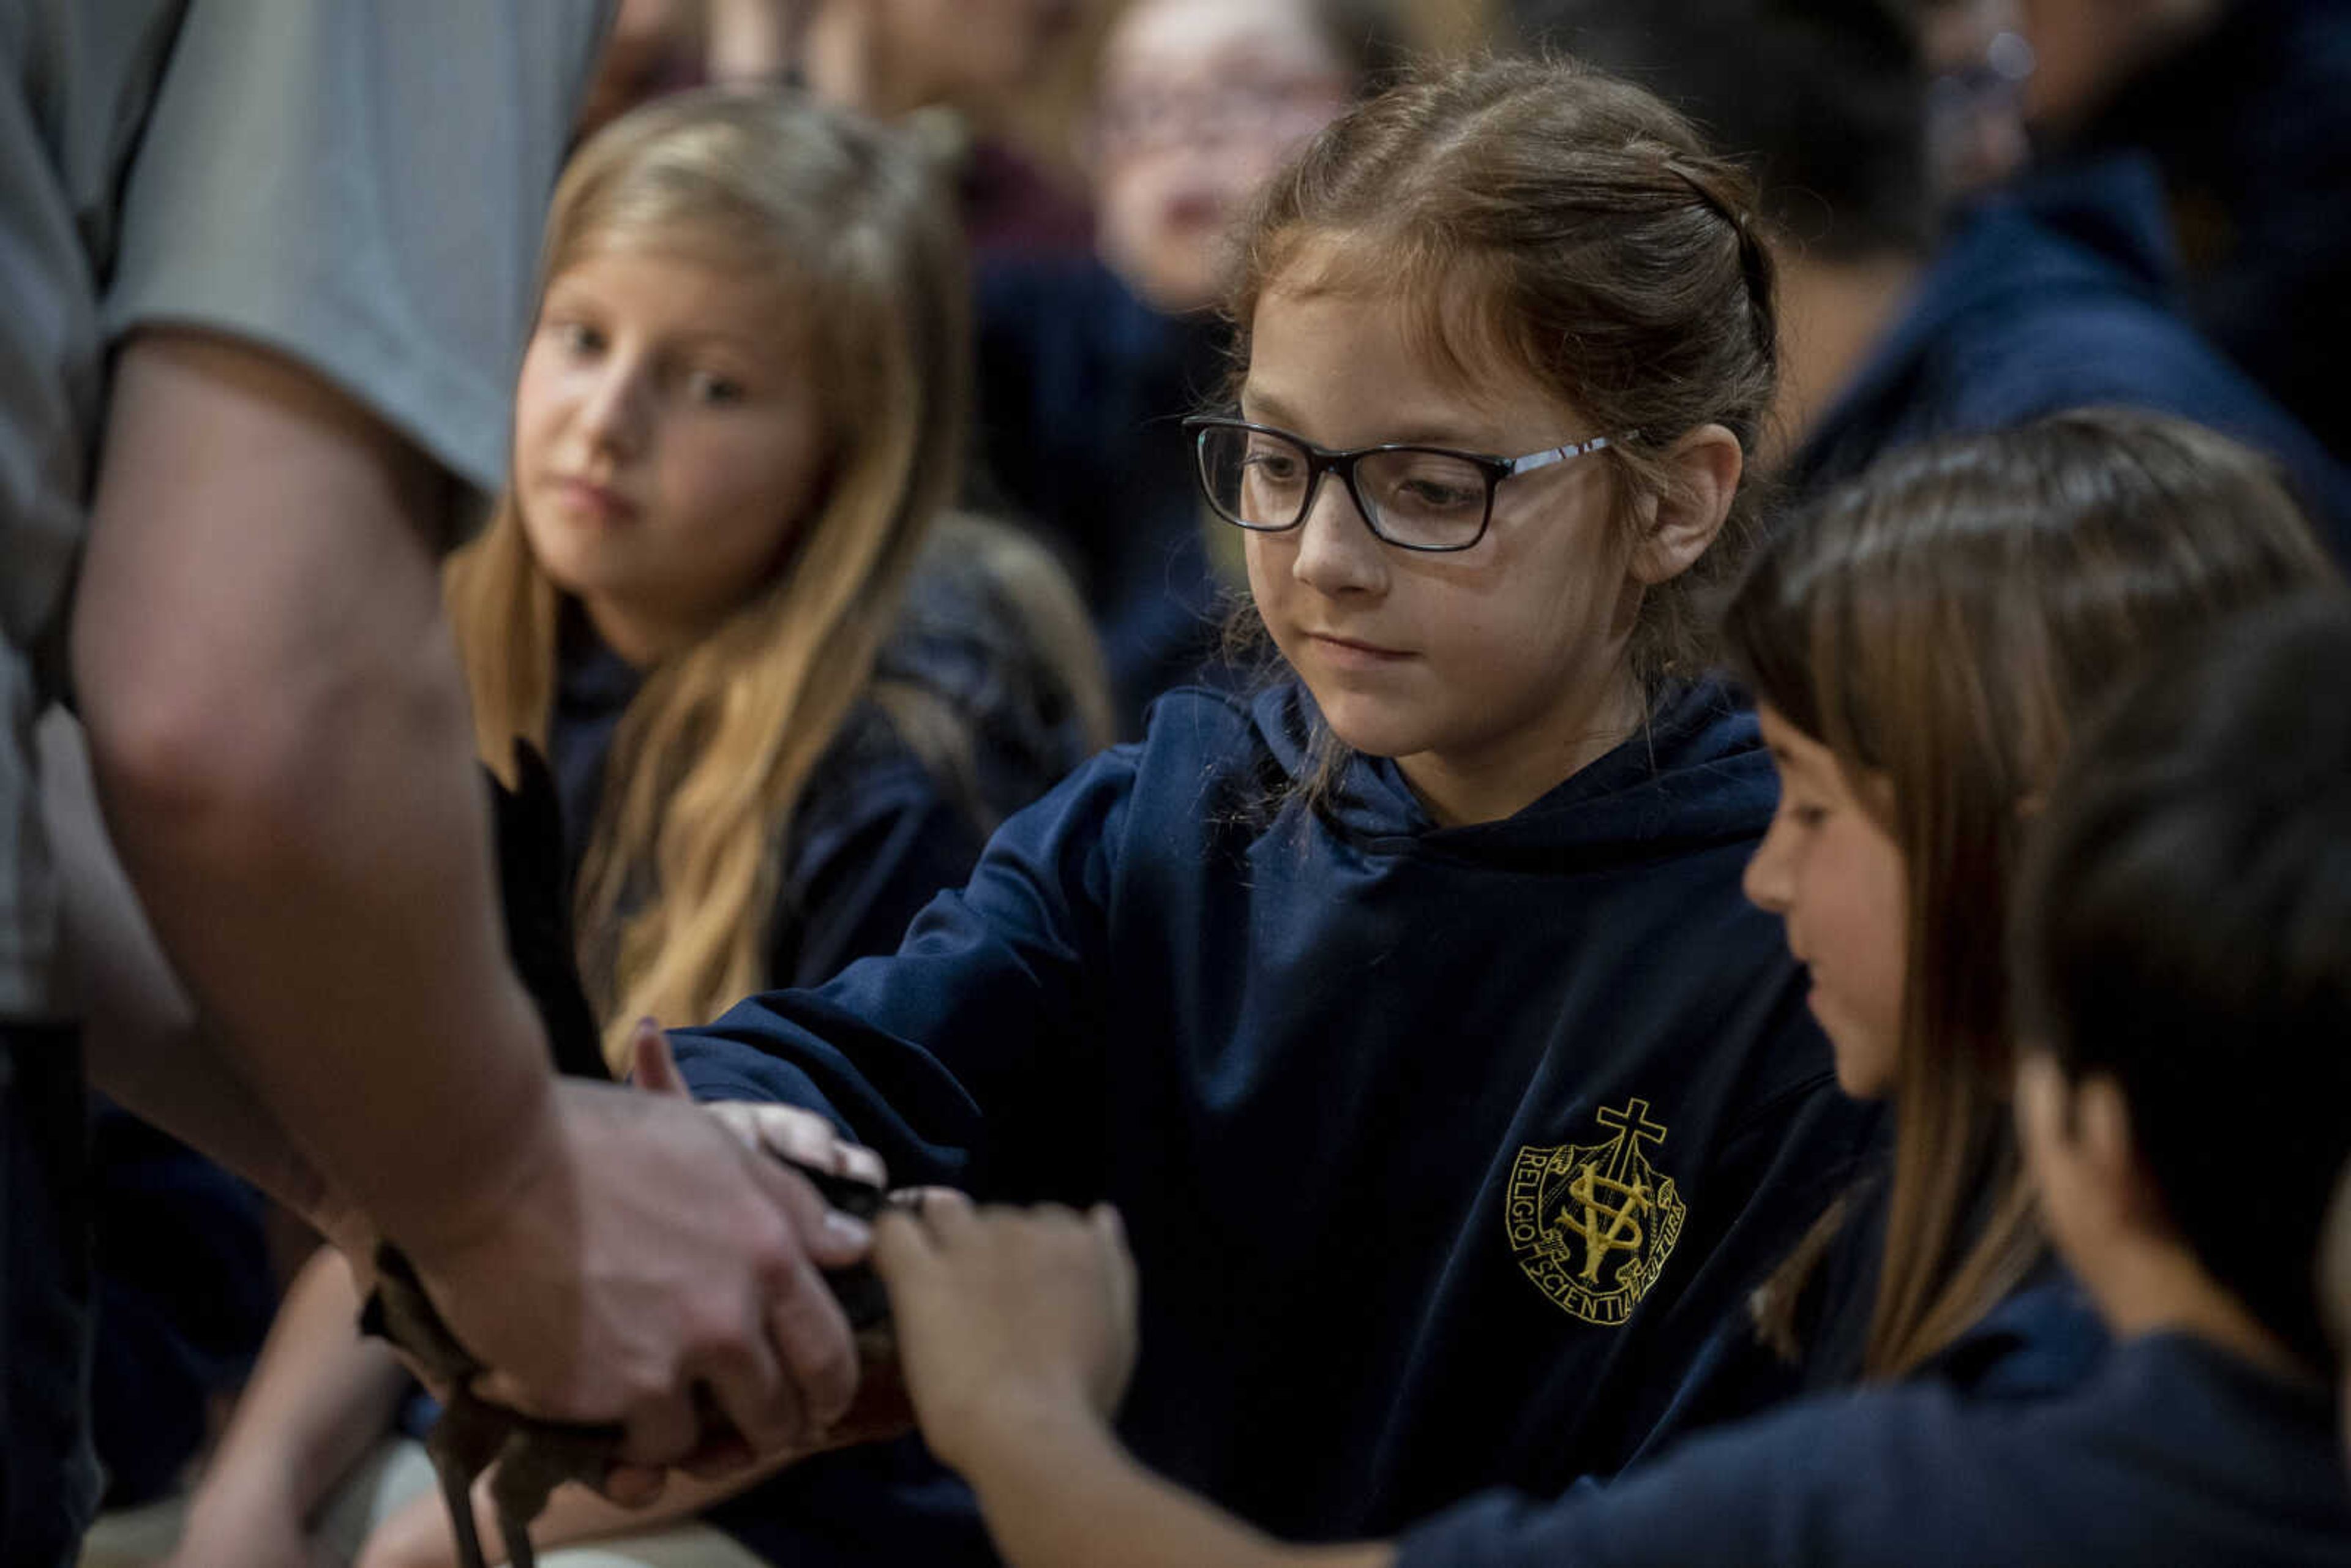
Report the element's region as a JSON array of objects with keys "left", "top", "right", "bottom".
[{"left": 0, "top": 1, "right": 607, "bottom": 1015}]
